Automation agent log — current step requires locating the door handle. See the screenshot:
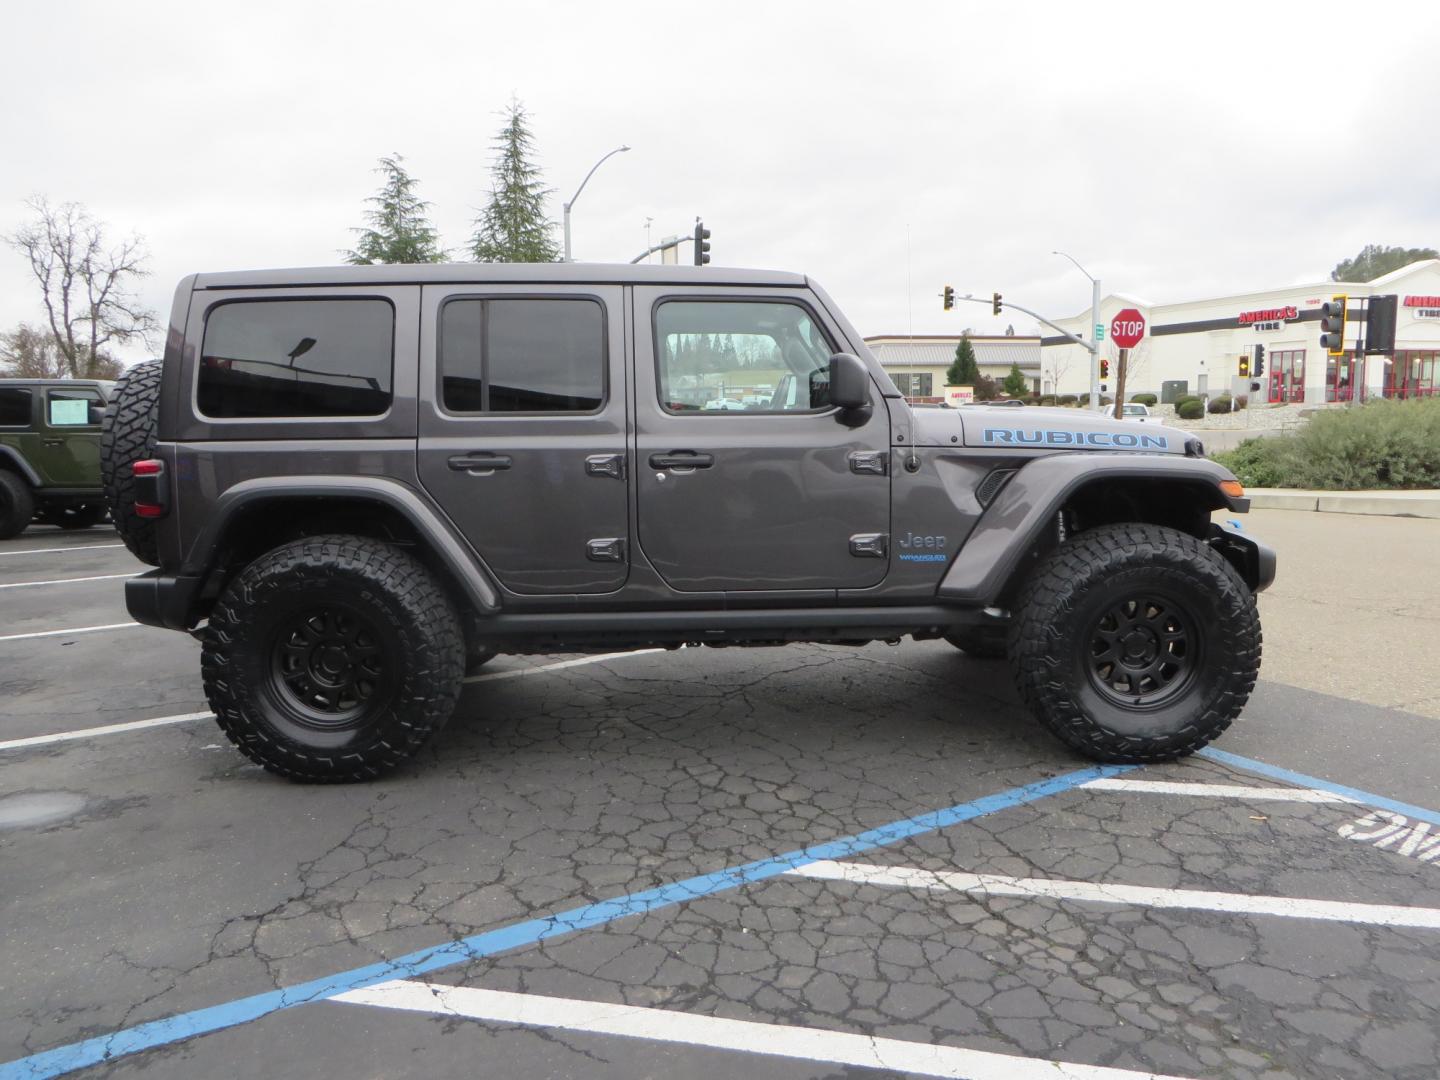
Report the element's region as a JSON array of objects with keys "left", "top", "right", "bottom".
[
  {"left": 448, "top": 452, "right": 513, "bottom": 473},
  {"left": 42, "top": 438, "right": 64, "bottom": 447},
  {"left": 649, "top": 451, "right": 714, "bottom": 471}
]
